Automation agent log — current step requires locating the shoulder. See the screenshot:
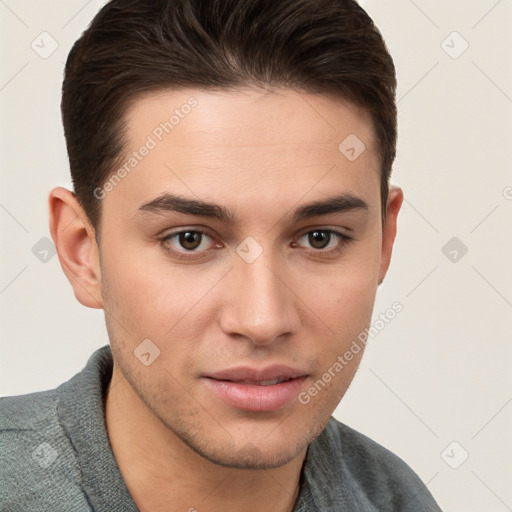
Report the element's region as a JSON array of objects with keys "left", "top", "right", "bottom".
[
  {"left": 1, "top": 389, "right": 58, "bottom": 430},
  {"left": 322, "top": 417, "right": 419, "bottom": 475},
  {"left": 0, "top": 389, "right": 89, "bottom": 511},
  {"left": 309, "top": 417, "right": 442, "bottom": 511}
]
